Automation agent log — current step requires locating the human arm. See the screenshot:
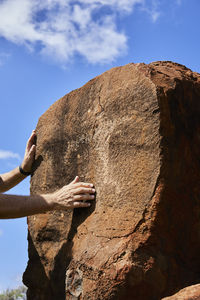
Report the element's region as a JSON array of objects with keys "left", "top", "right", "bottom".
[
  {"left": 0, "top": 167, "right": 27, "bottom": 193},
  {"left": 0, "top": 130, "right": 36, "bottom": 193},
  {"left": 0, "top": 176, "right": 95, "bottom": 219}
]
